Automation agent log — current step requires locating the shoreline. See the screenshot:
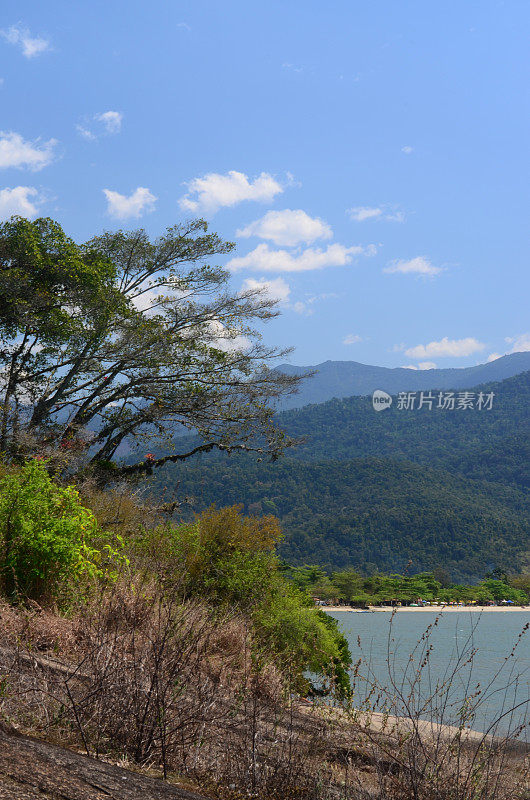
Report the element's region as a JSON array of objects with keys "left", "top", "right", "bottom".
[
  {"left": 324, "top": 605, "right": 529, "bottom": 613},
  {"left": 303, "top": 705, "right": 530, "bottom": 753}
]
